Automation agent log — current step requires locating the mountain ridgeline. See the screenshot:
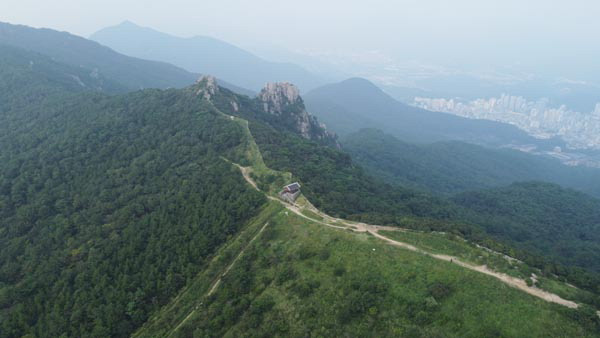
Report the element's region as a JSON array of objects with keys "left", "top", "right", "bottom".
[
  {"left": 304, "top": 77, "right": 566, "bottom": 150},
  {"left": 0, "top": 21, "right": 254, "bottom": 96},
  {"left": 0, "top": 45, "right": 347, "bottom": 334},
  {"left": 90, "top": 21, "right": 326, "bottom": 92},
  {"left": 210, "top": 83, "right": 600, "bottom": 294},
  {"left": 1, "top": 21, "right": 600, "bottom": 337},
  {"left": 196, "top": 76, "right": 337, "bottom": 146},
  {"left": 0, "top": 21, "right": 196, "bottom": 90}
]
